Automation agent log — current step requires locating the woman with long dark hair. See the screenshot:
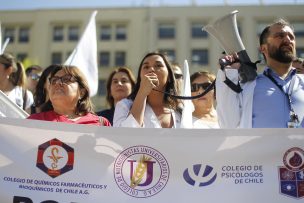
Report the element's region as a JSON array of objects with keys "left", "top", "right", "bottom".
[
  {"left": 113, "top": 52, "right": 181, "bottom": 128},
  {"left": 97, "top": 67, "right": 135, "bottom": 125}
]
